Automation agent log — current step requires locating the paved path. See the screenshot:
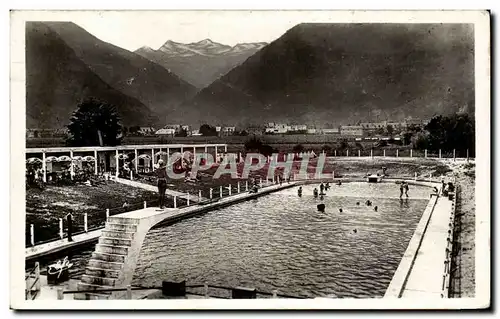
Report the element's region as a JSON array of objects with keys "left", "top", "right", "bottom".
[
  {"left": 115, "top": 178, "right": 207, "bottom": 202},
  {"left": 400, "top": 195, "right": 453, "bottom": 298},
  {"left": 26, "top": 229, "right": 102, "bottom": 261}
]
